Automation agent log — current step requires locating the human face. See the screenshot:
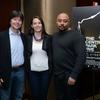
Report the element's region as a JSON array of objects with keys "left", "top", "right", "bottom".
[
  {"left": 10, "top": 17, "right": 23, "bottom": 32},
  {"left": 56, "top": 13, "right": 70, "bottom": 31},
  {"left": 31, "top": 18, "right": 42, "bottom": 33}
]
